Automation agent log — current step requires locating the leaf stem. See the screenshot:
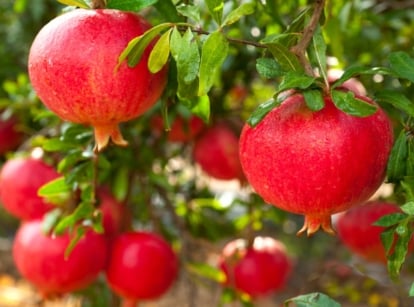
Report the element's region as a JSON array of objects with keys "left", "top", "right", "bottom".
[
  {"left": 290, "top": 0, "right": 326, "bottom": 76},
  {"left": 91, "top": 0, "right": 106, "bottom": 9}
]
